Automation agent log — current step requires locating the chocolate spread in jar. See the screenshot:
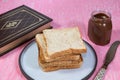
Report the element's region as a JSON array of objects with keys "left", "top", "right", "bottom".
[{"left": 88, "top": 11, "right": 112, "bottom": 45}]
